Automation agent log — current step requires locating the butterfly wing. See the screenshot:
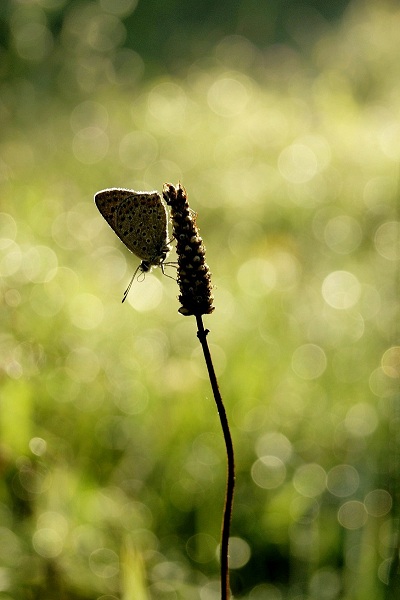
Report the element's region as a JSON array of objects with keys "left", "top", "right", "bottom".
[{"left": 95, "top": 188, "right": 170, "bottom": 264}]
